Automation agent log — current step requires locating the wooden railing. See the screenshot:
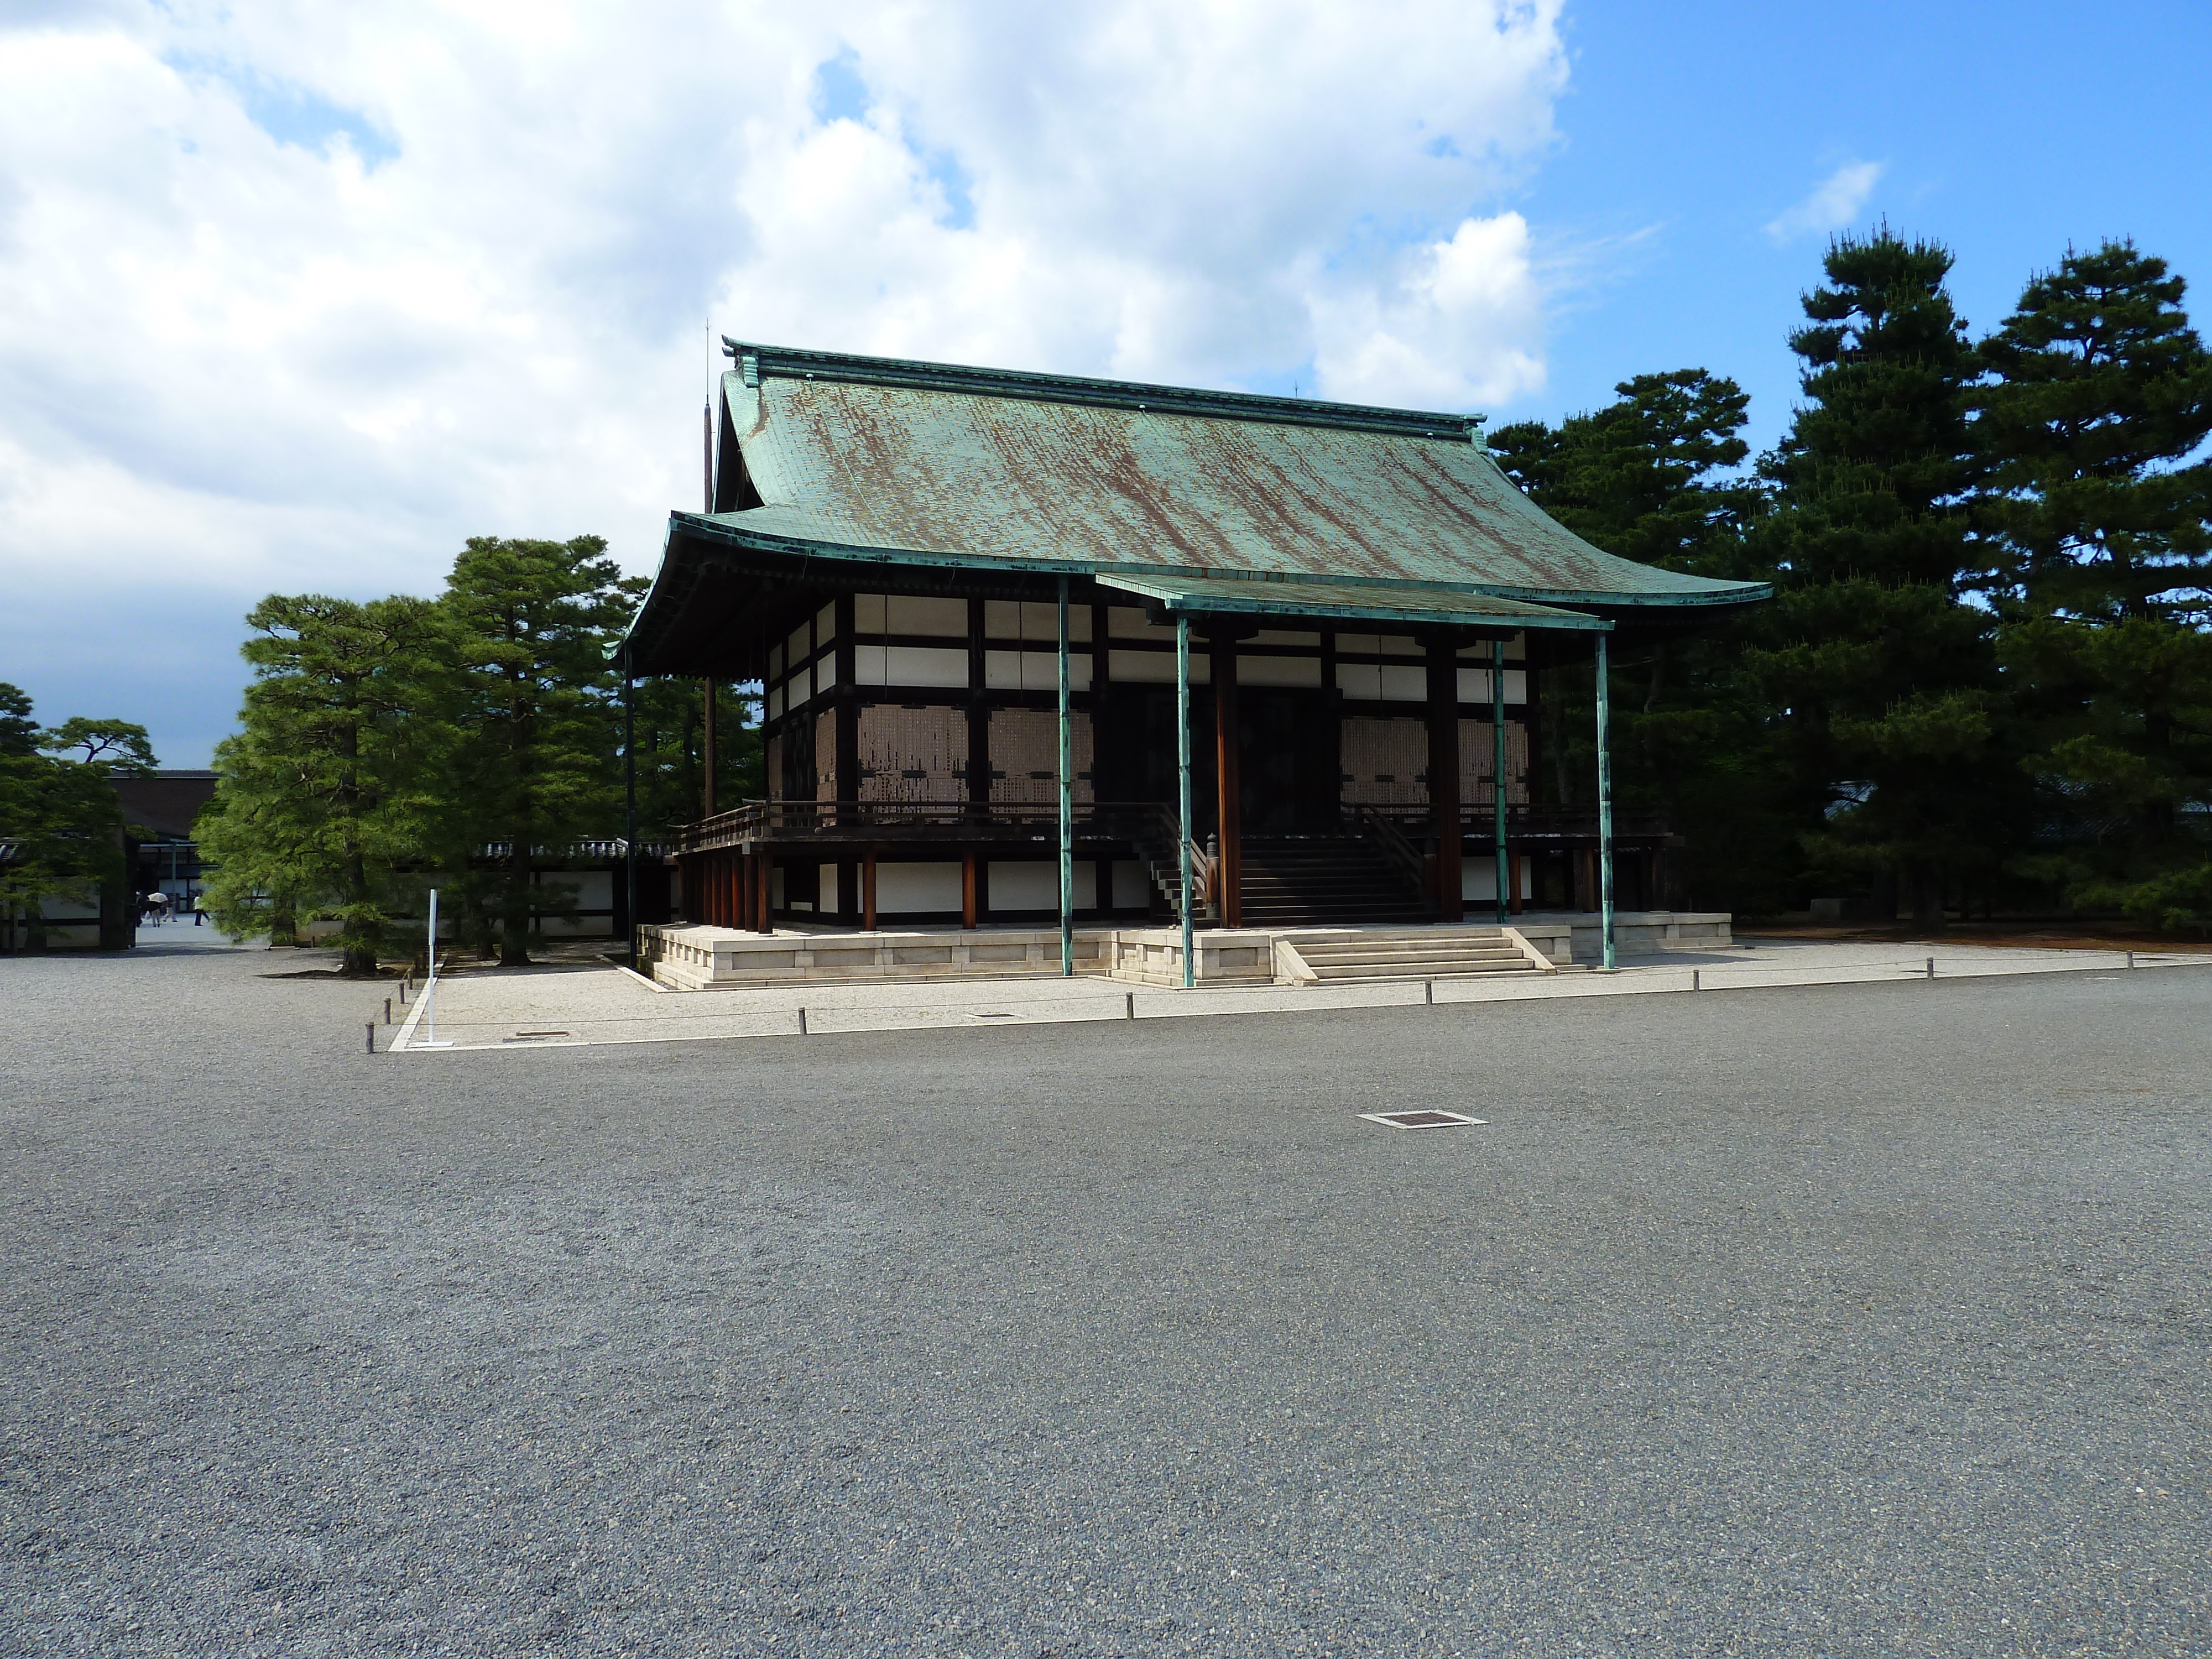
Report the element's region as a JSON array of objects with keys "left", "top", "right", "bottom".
[{"left": 680, "top": 799, "right": 1190, "bottom": 854}]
